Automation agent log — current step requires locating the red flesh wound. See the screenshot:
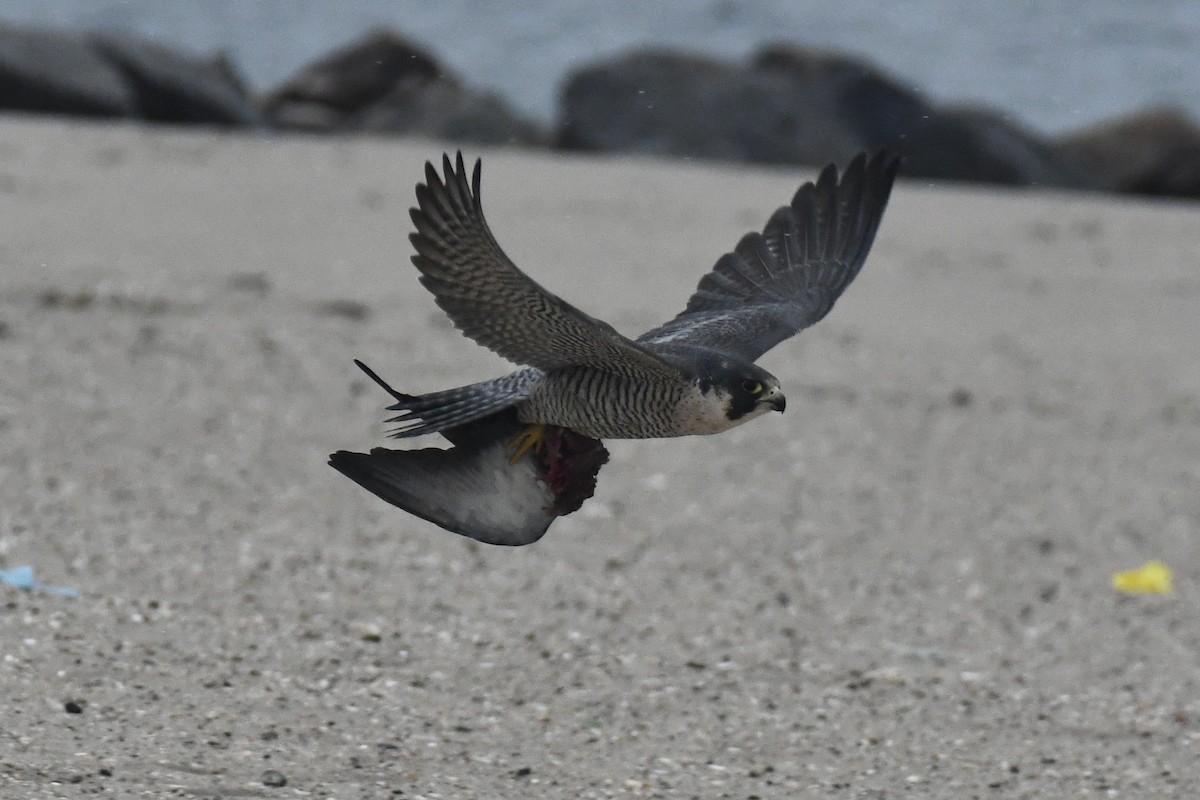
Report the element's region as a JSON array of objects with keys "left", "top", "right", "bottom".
[{"left": 536, "top": 426, "right": 610, "bottom": 516}]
